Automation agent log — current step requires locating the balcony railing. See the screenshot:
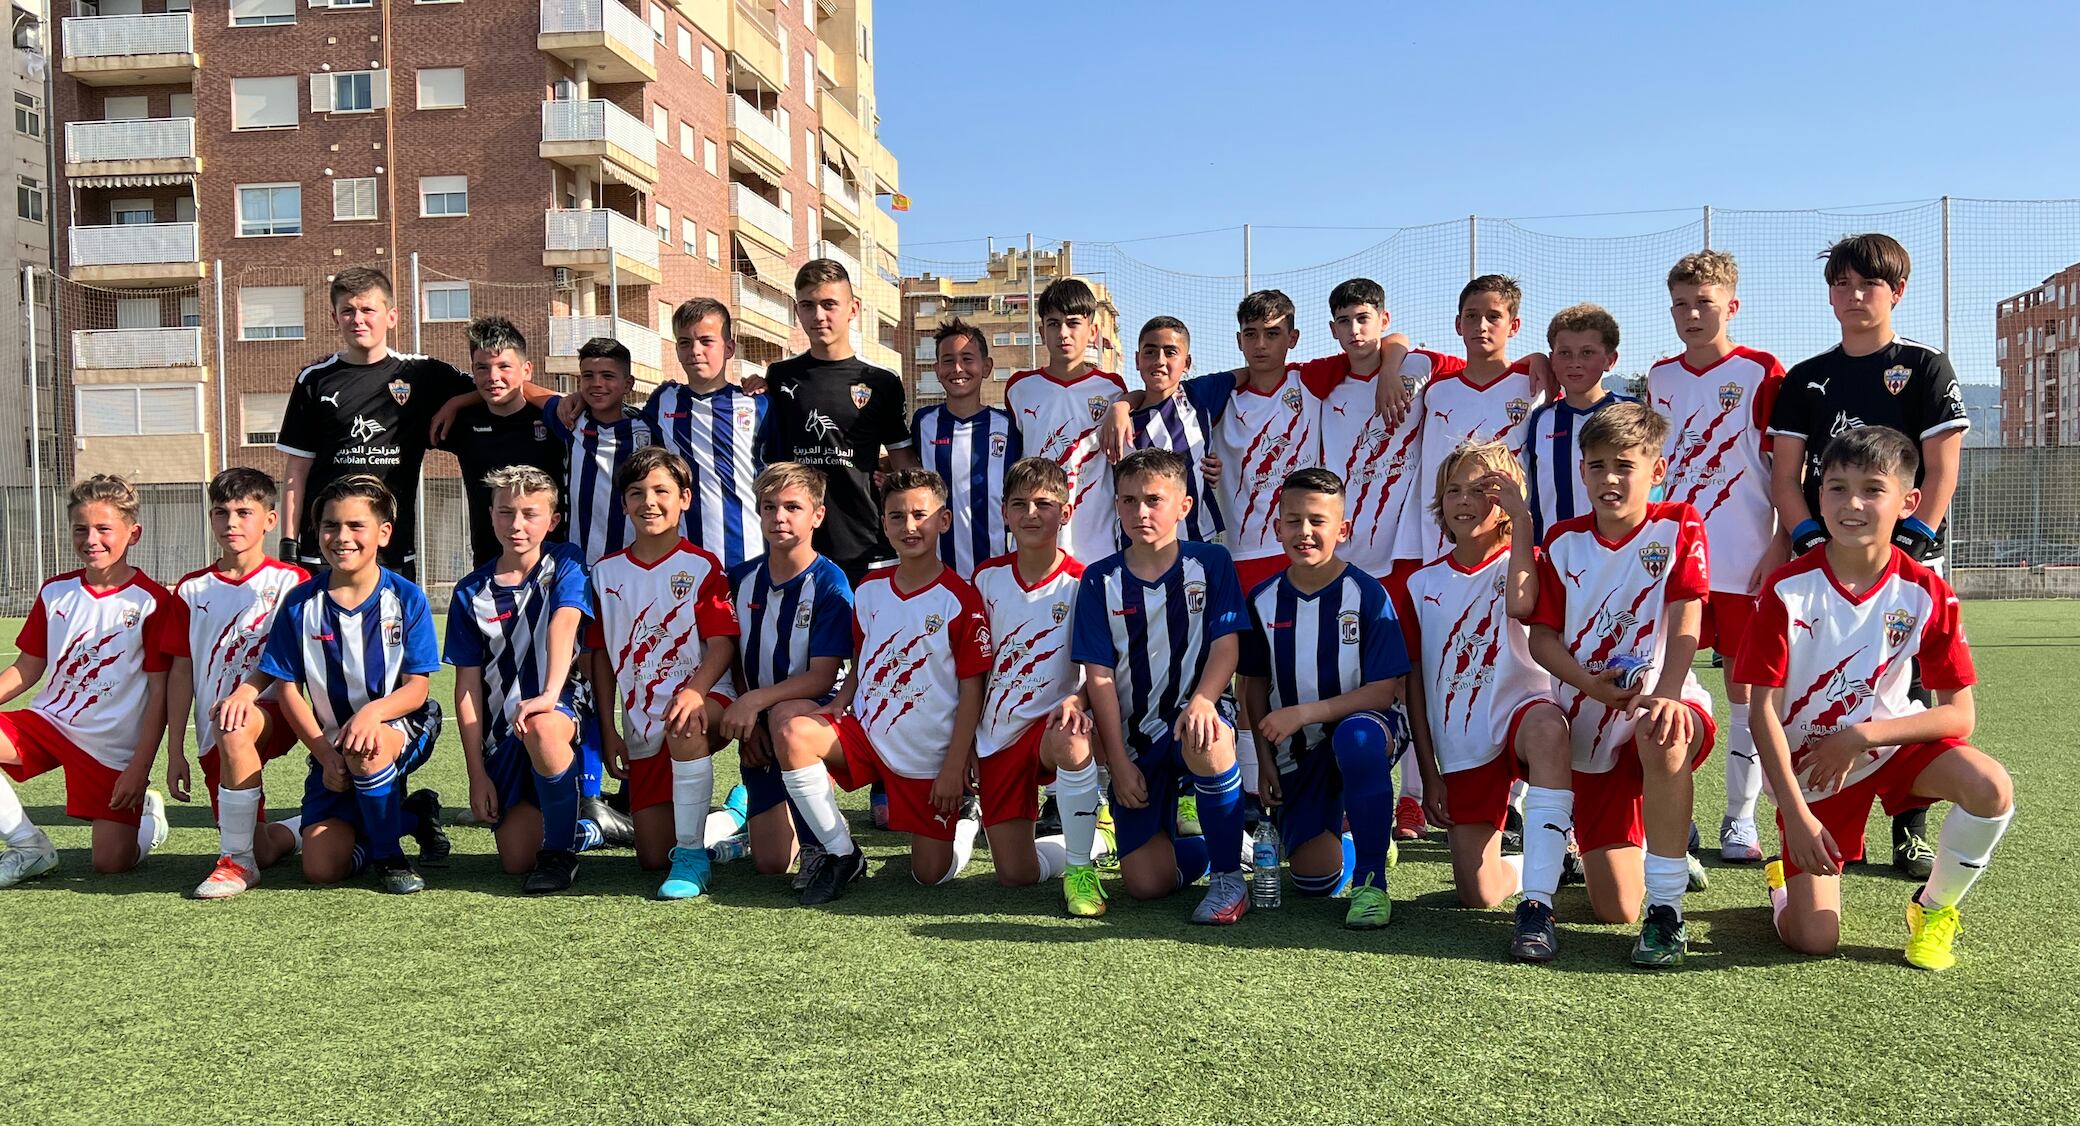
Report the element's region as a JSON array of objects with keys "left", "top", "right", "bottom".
[
  {"left": 538, "top": 0, "right": 655, "bottom": 67},
  {"left": 69, "top": 222, "right": 199, "bottom": 267},
  {"left": 63, "top": 13, "right": 193, "bottom": 58},
  {"left": 813, "top": 240, "right": 862, "bottom": 284},
  {"left": 549, "top": 315, "right": 661, "bottom": 372},
  {"left": 541, "top": 99, "right": 657, "bottom": 167},
  {"left": 732, "top": 273, "right": 793, "bottom": 327},
  {"left": 820, "top": 164, "right": 859, "bottom": 214},
  {"left": 544, "top": 208, "right": 660, "bottom": 269},
  {"left": 65, "top": 117, "right": 195, "bottom": 164},
  {"left": 72, "top": 326, "right": 203, "bottom": 370},
  {"left": 728, "top": 95, "right": 790, "bottom": 169},
  {"left": 729, "top": 184, "right": 792, "bottom": 247}
]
